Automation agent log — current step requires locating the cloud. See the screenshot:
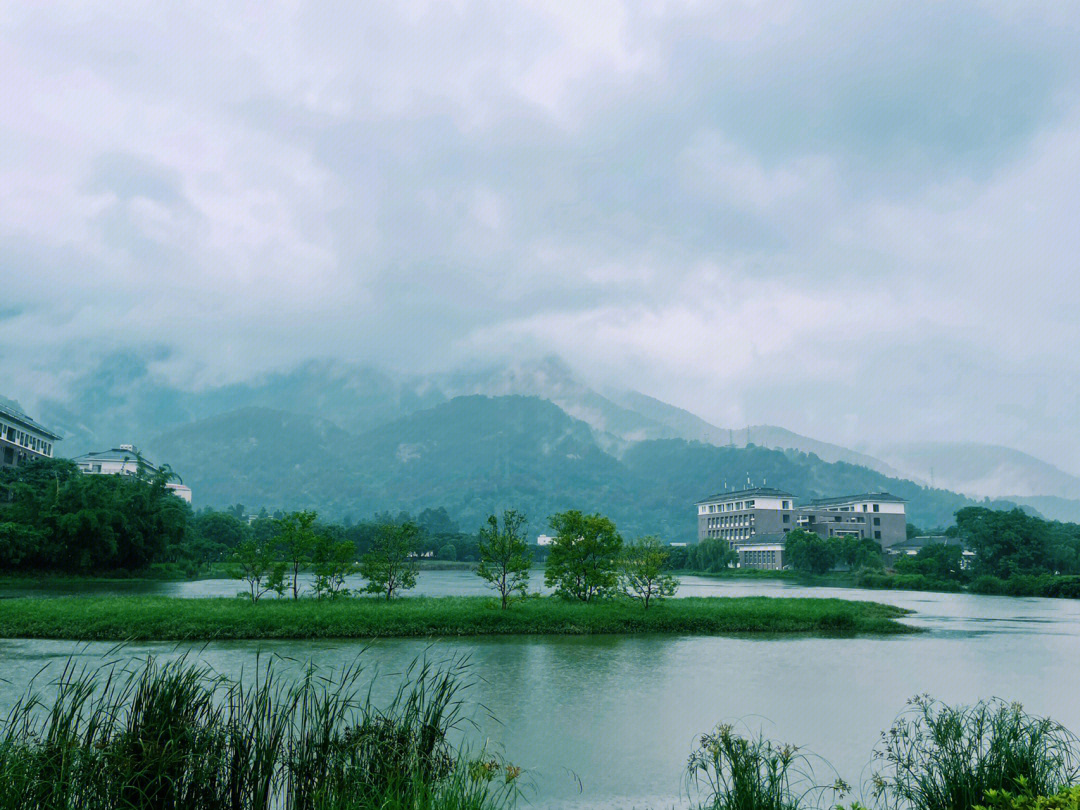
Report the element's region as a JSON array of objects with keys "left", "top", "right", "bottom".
[{"left": 2, "top": 1, "right": 1080, "bottom": 472}]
